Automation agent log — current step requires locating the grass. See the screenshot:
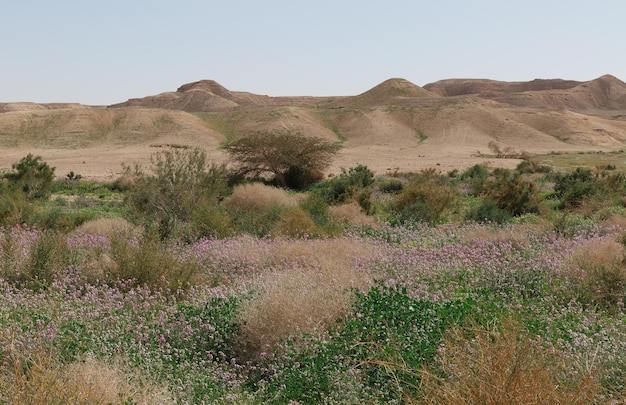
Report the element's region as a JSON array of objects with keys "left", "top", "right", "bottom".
[
  {"left": 533, "top": 150, "right": 626, "bottom": 171},
  {"left": 2, "top": 160, "right": 626, "bottom": 402},
  {"left": 2, "top": 220, "right": 626, "bottom": 403}
]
